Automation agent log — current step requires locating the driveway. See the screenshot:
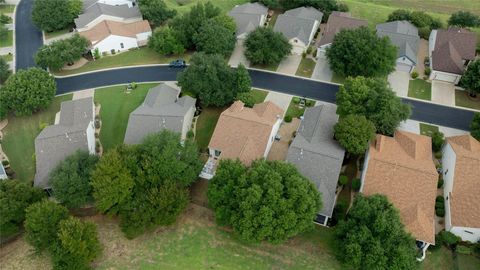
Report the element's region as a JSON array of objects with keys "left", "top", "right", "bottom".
[
  {"left": 388, "top": 70, "right": 410, "bottom": 97},
  {"left": 264, "top": 91, "right": 292, "bottom": 117},
  {"left": 276, "top": 54, "right": 302, "bottom": 75},
  {"left": 228, "top": 40, "right": 249, "bottom": 67},
  {"left": 311, "top": 51, "right": 332, "bottom": 82},
  {"left": 431, "top": 81, "right": 455, "bottom": 106}
]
